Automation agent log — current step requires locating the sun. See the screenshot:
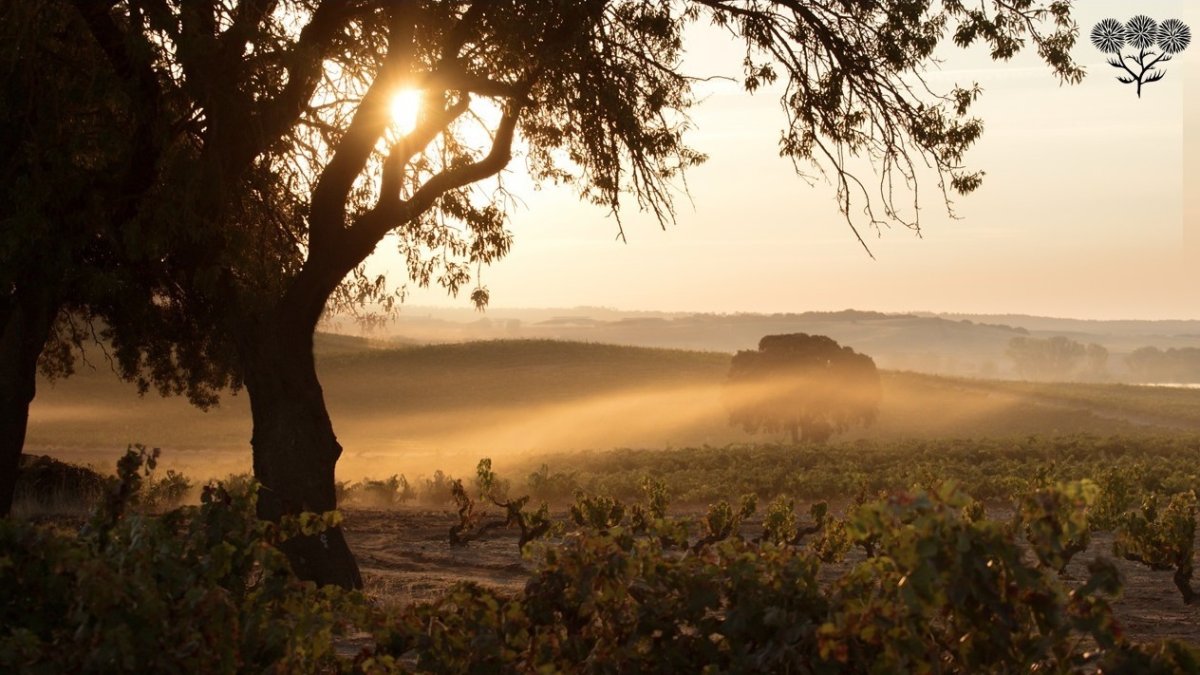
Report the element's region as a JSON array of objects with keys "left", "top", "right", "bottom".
[{"left": 389, "top": 89, "right": 421, "bottom": 135}]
